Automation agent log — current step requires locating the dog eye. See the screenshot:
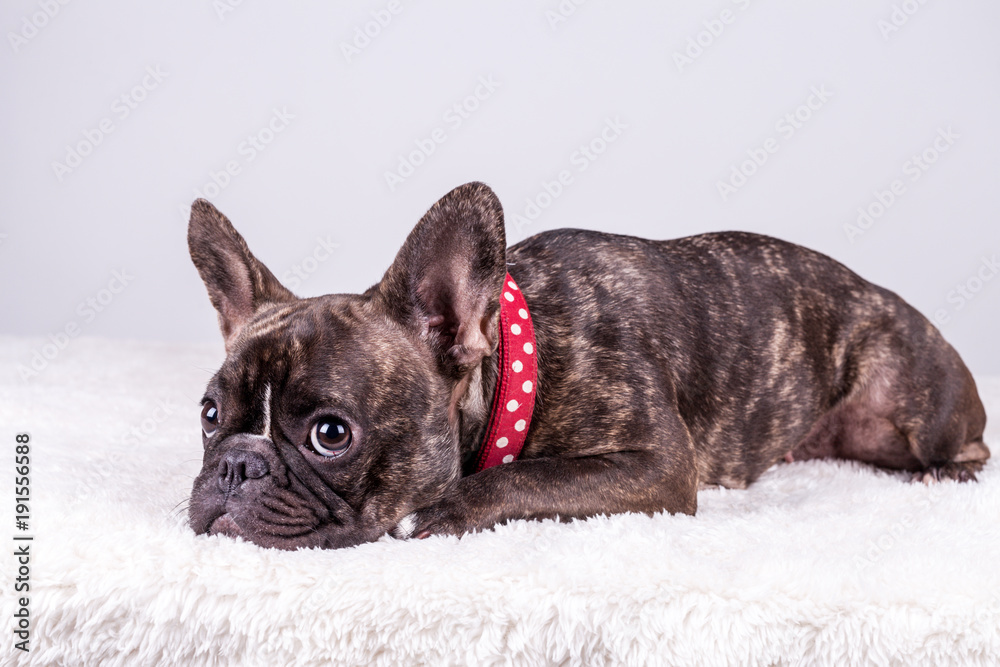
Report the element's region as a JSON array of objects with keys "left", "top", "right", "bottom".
[
  {"left": 309, "top": 418, "right": 352, "bottom": 457},
  {"left": 201, "top": 400, "right": 219, "bottom": 437}
]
